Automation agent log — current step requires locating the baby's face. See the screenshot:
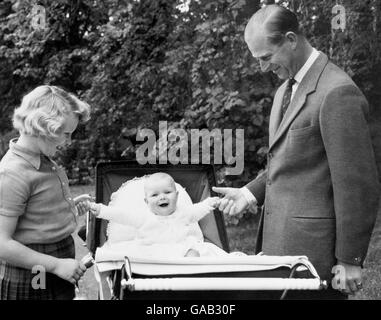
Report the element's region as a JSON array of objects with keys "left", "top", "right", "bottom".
[{"left": 144, "top": 178, "right": 178, "bottom": 216}]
